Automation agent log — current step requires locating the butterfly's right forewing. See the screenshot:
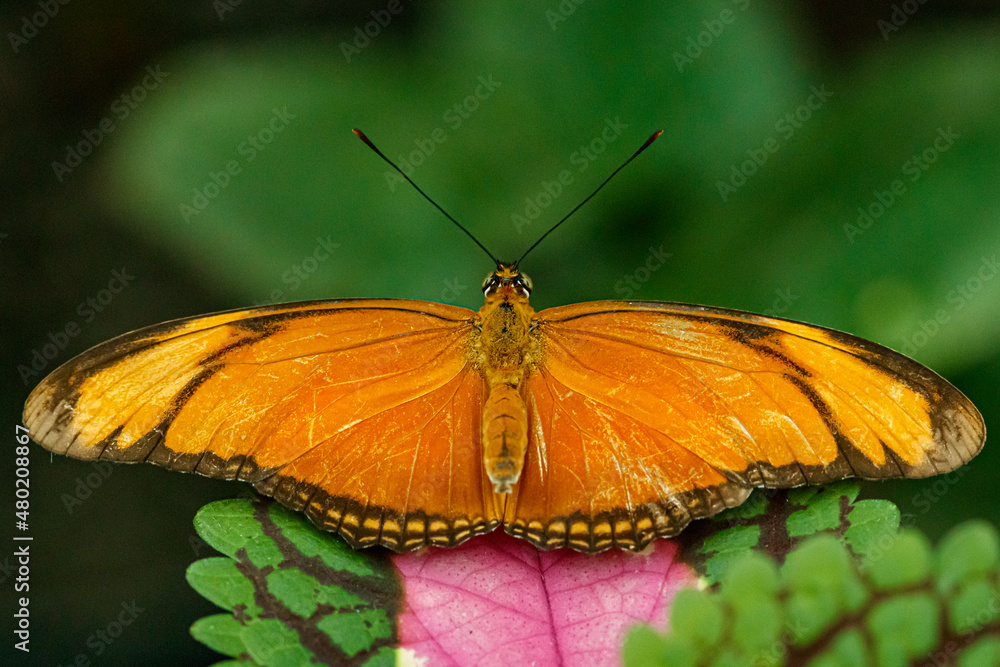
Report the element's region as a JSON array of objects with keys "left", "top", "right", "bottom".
[{"left": 24, "top": 299, "right": 501, "bottom": 551}]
